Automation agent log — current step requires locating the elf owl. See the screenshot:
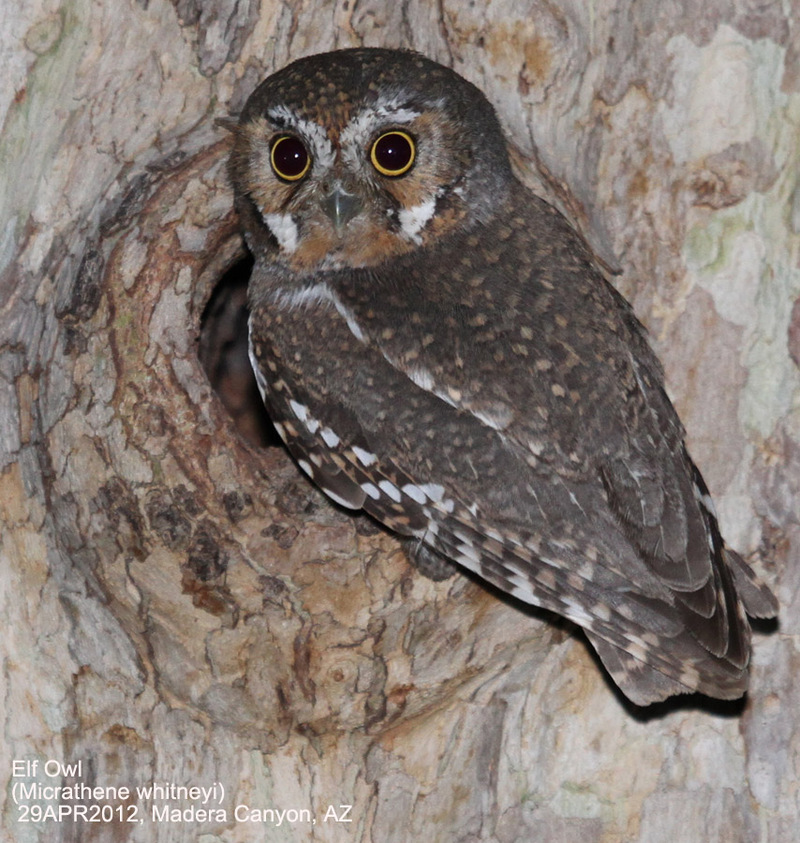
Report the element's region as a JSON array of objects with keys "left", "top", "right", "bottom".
[{"left": 229, "top": 47, "right": 776, "bottom": 706}]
